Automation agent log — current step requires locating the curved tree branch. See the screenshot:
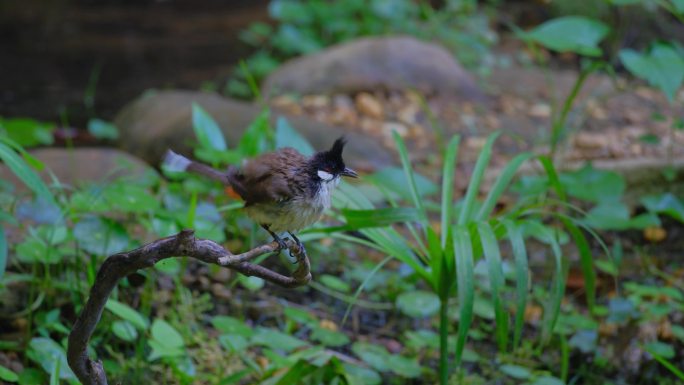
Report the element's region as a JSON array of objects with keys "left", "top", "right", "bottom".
[{"left": 67, "top": 229, "right": 311, "bottom": 385}]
